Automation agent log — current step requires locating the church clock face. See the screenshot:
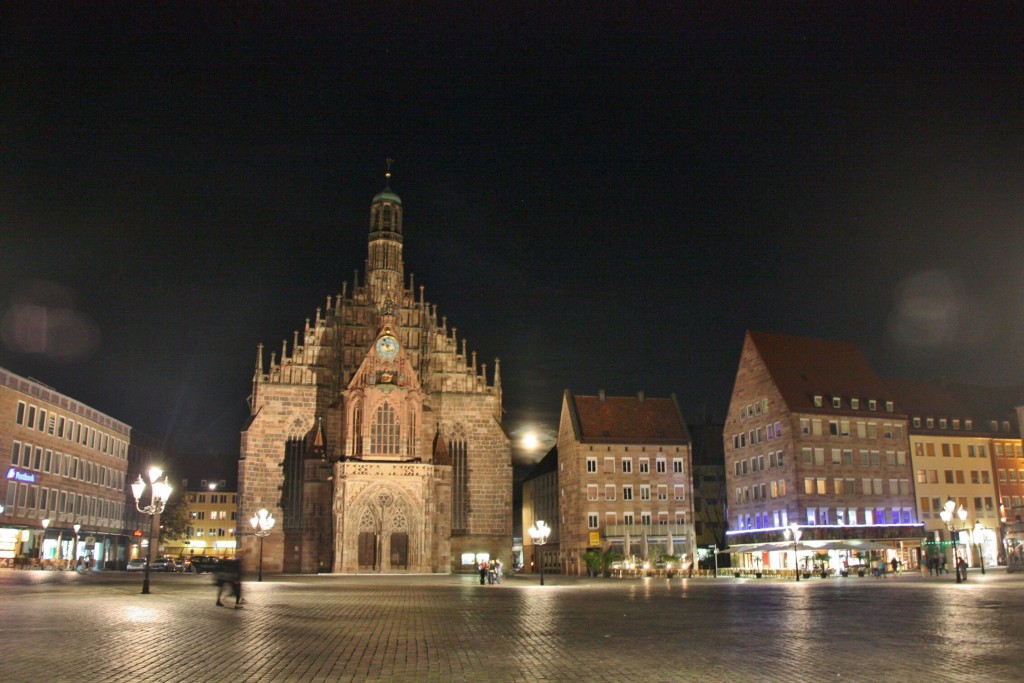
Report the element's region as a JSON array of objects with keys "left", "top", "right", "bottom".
[{"left": 375, "top": 335, "right": 400, "bottom": 360}]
